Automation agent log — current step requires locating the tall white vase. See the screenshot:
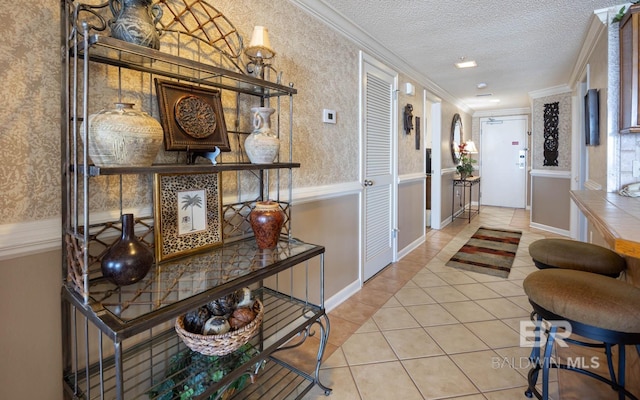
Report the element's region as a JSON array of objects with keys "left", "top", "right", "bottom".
[{"left": 244, "top": 107, "right": 279, "bottom": 164}]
